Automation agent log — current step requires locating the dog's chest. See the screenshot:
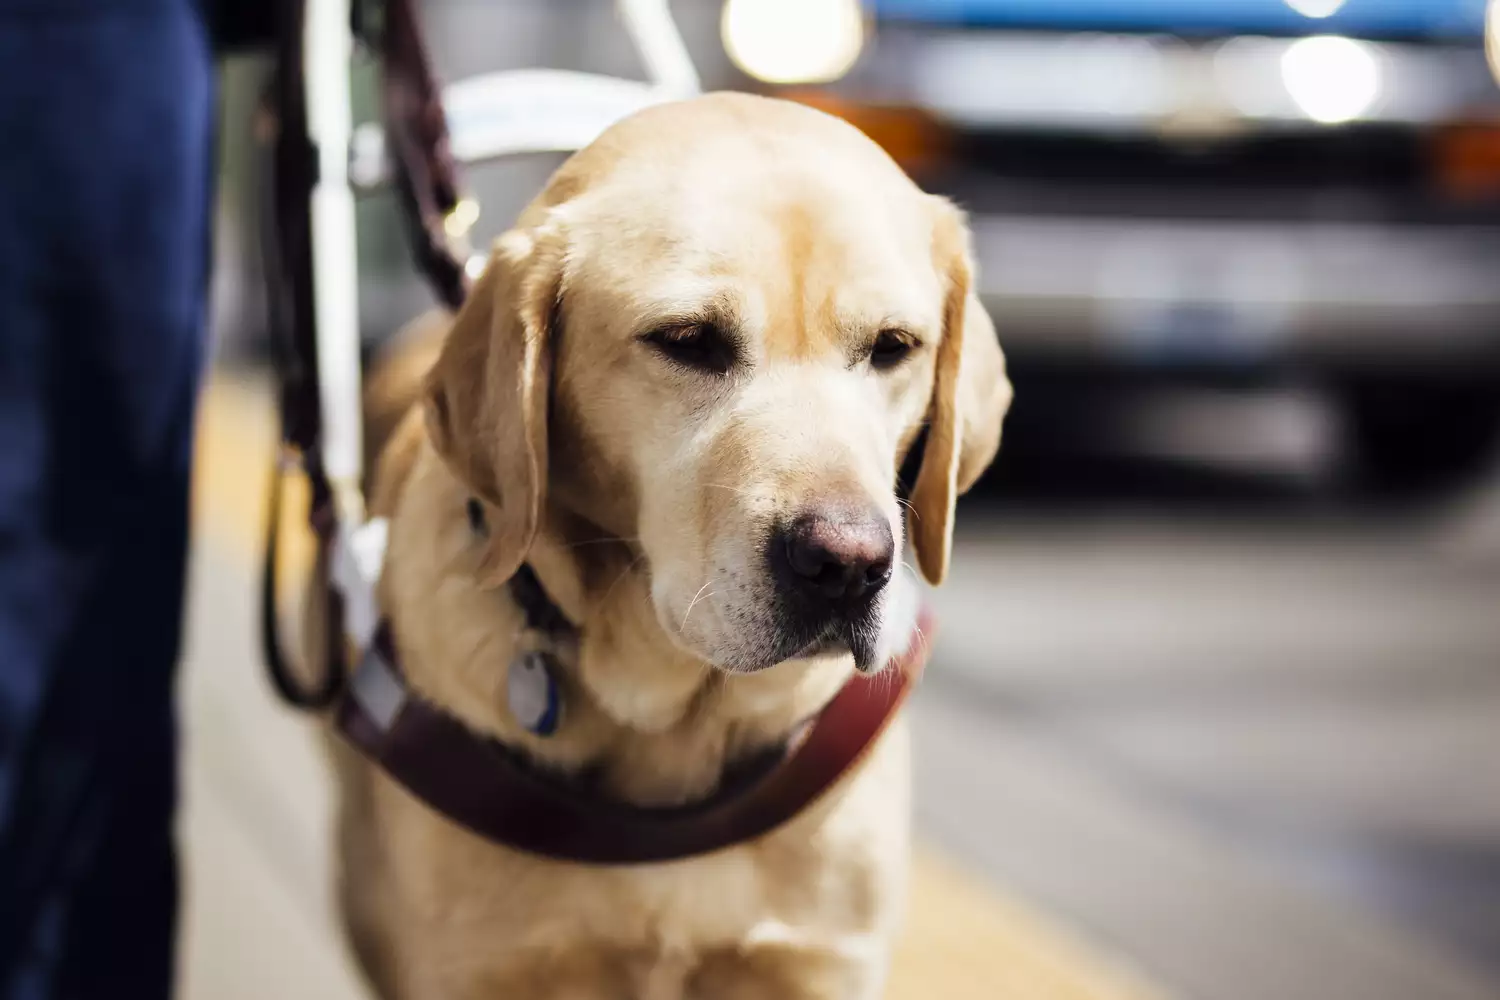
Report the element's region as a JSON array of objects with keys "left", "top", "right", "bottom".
[
  {"left": 492, "top": 780, "right": 895, "bottom": 951},
  {"left": 365, "top": 719, "right": 910, "bottom": 997}
]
